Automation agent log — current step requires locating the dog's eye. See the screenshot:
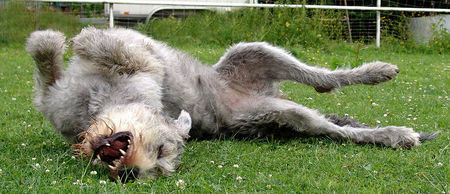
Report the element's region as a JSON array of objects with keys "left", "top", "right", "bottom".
[{"left": 157, "top": 144, "right": 164, "bottom": 159}]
